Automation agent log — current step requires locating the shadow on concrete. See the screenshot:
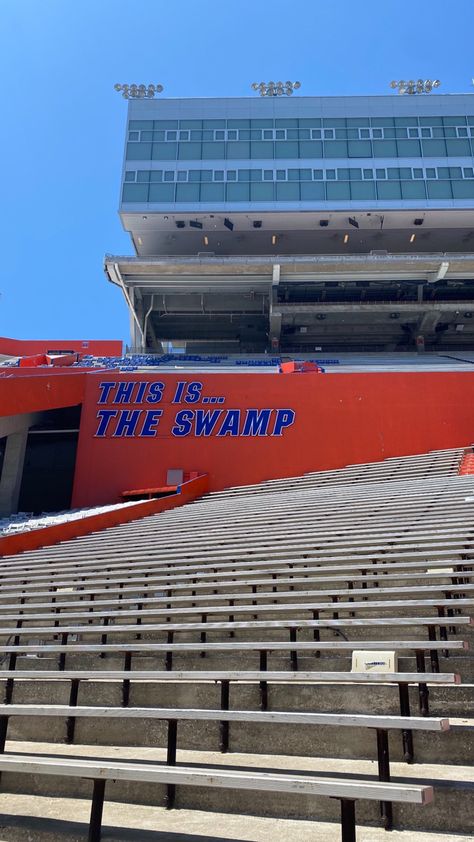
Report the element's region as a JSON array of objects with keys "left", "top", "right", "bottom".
[{"left": 0, "top": 812, "right": 254, "bottom": 842}]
